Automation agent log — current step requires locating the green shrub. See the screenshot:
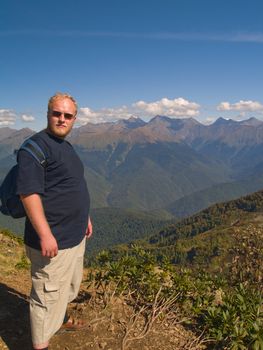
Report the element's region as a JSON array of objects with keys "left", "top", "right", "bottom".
[
  {"left": 91, "top": 243, "right": 263, "bottom": 349},
  {"left": 15, "top": 253, "right": 30, "bottom": 269},
  {"left": 203, "top": 284, "right": 263, "bottom": 349}
]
